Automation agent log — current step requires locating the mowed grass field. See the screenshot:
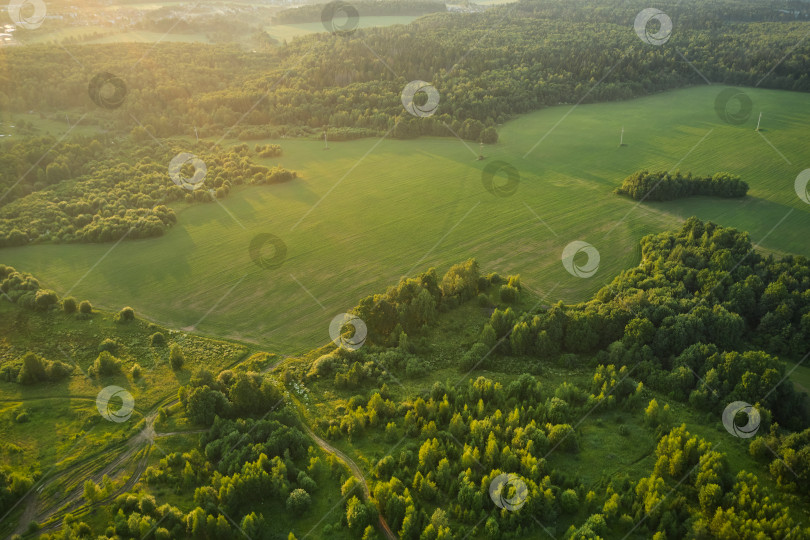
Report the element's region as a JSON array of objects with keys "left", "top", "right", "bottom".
[
  {"left": 265, "top": 15, "right": 421, "bottom": 42},
  {"left": 2, "top": 86, "right": 810, "bottom": 356}
]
